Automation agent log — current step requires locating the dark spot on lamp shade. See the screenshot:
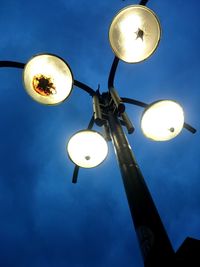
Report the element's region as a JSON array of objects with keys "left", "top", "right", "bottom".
[
  {"left": 135, "top": 28, "right": 144, "bottom": 41},
  {"left": 32, "top": 74, "right": 56, "bottom": 96}
]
